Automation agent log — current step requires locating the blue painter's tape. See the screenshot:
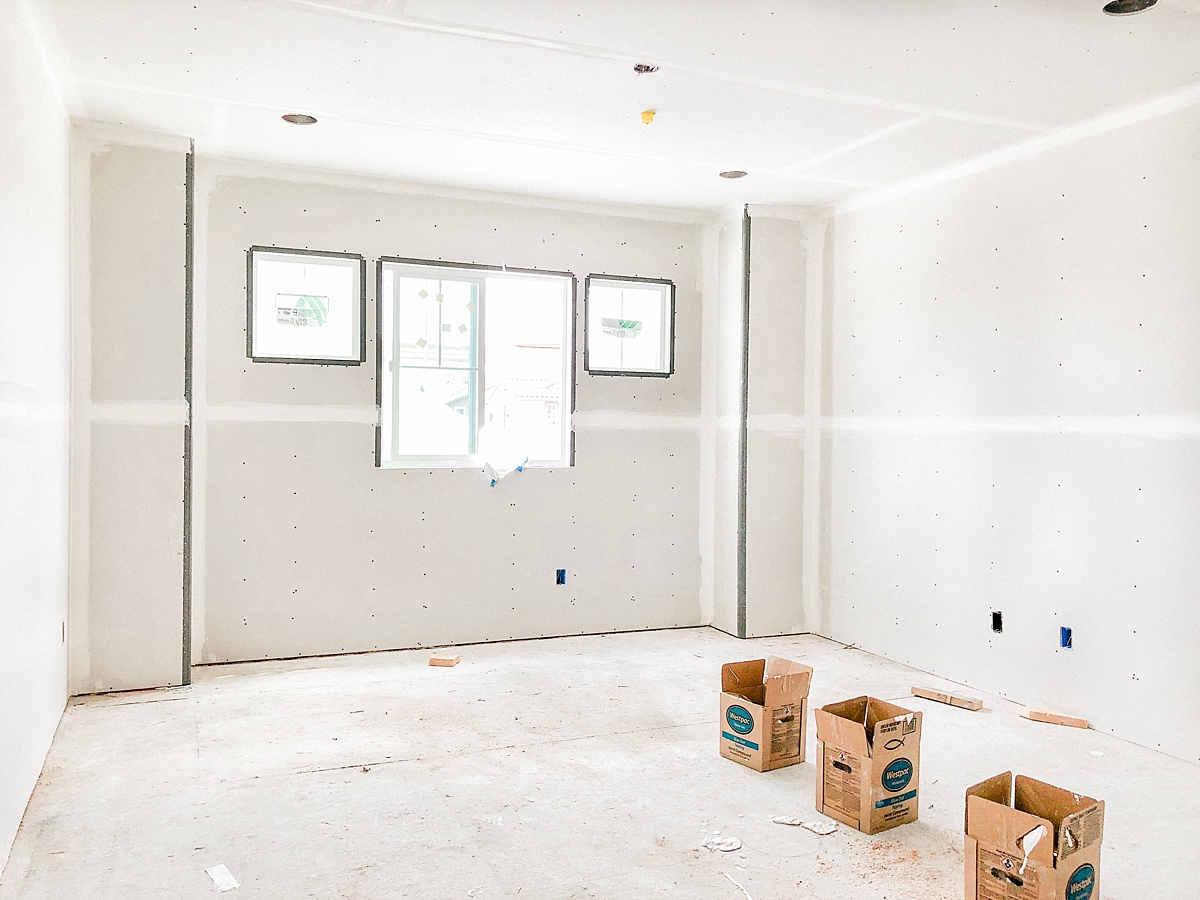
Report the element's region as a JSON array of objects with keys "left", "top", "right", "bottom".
[
  {"left": 721, "top": 731, "right": 760, "bottom": 750},
  {"left": 874, "top": 789, "right": 917, "bottom": 809}
]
